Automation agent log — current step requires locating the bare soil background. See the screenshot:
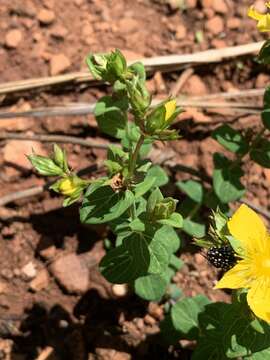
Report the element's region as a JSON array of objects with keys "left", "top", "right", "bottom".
[{"left": 0, "top": 0, "right": 269, "bottom": 359}]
